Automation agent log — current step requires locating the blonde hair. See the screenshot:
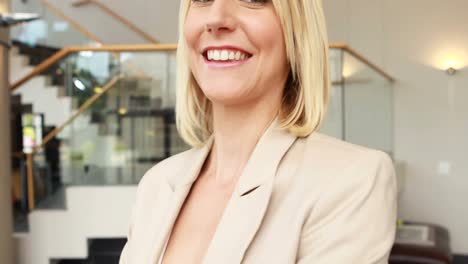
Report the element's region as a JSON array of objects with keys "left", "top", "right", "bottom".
[{"left": 176, "top": 0, "right": 330, "bottom": 147}]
